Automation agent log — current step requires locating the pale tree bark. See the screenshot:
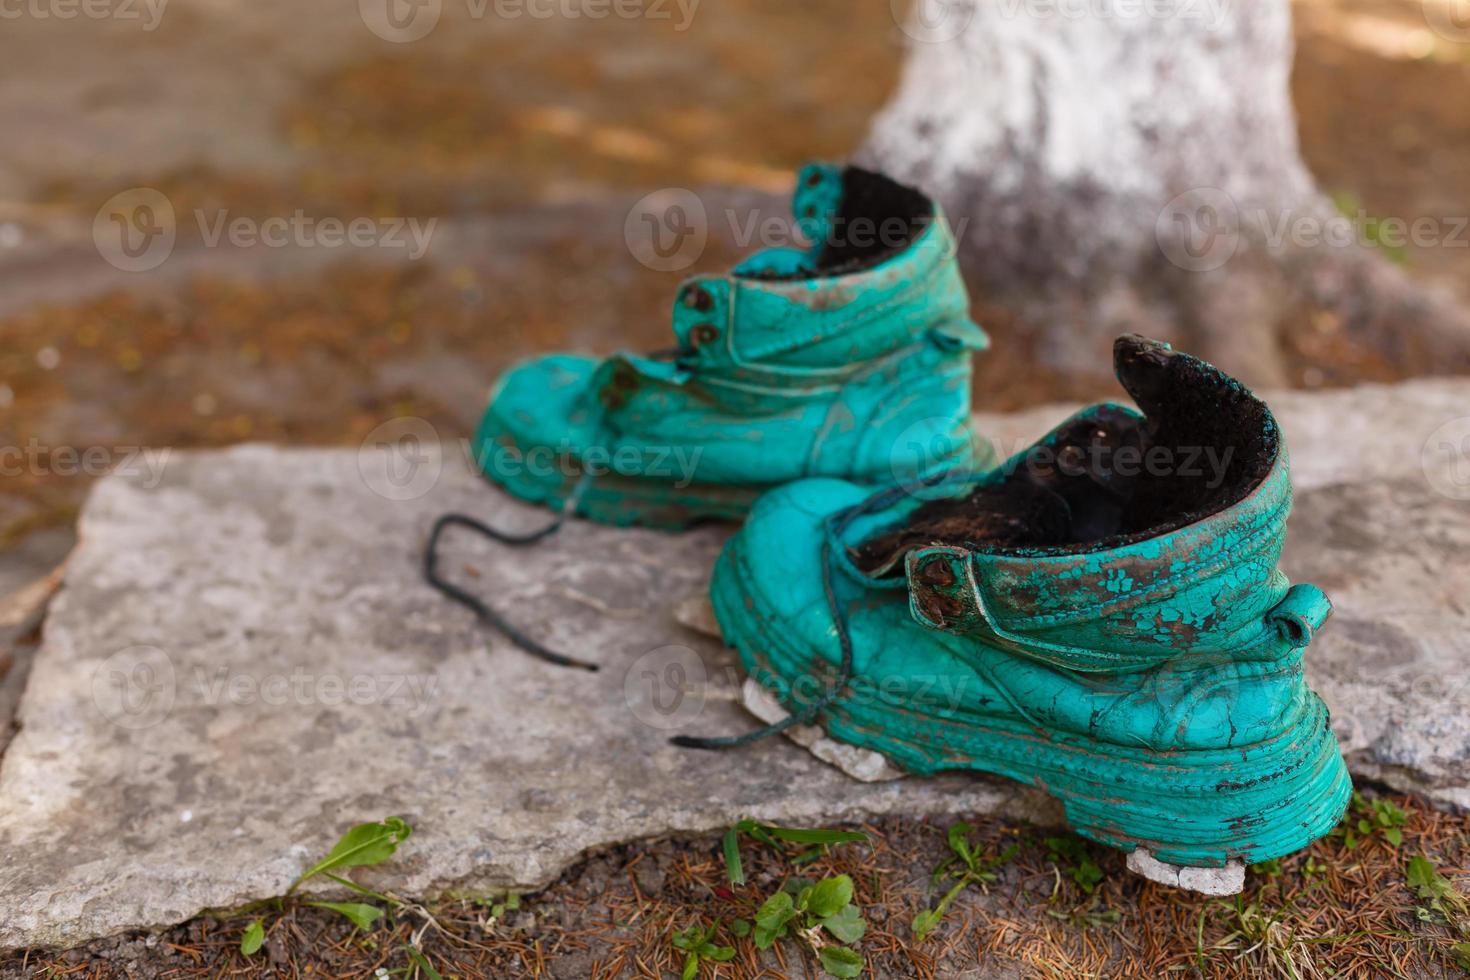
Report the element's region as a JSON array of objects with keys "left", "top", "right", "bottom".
[{"left": 861, "top": 0, "right": 1470, "bottom": 389}]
